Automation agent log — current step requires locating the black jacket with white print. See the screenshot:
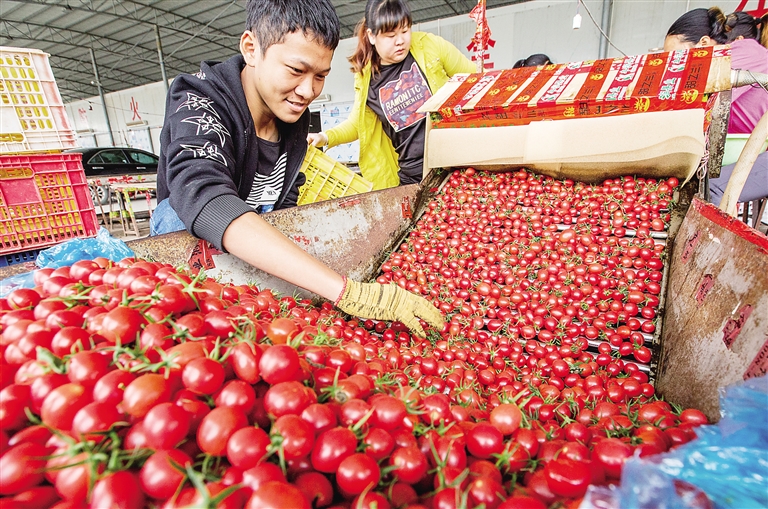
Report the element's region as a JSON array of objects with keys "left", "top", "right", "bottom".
[{"left": 157, "top": 55, "right": 308, "bottom": 251}]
